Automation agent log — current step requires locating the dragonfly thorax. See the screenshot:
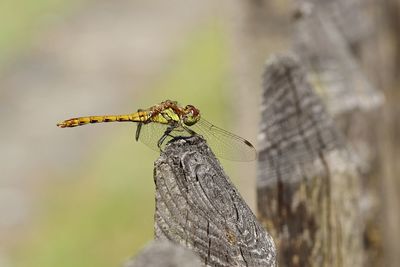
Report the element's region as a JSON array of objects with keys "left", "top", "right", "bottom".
[{"left": 182, "top": 105, "right": 201, "bottom": 126}]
